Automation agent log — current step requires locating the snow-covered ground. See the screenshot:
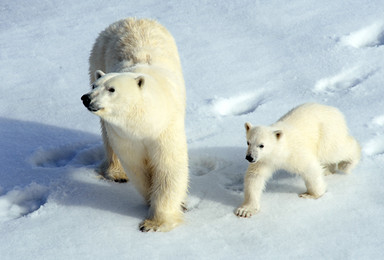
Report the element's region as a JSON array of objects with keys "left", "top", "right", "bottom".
[{"left": 1, "top": 0, "right": 384, "bottom": 259}]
